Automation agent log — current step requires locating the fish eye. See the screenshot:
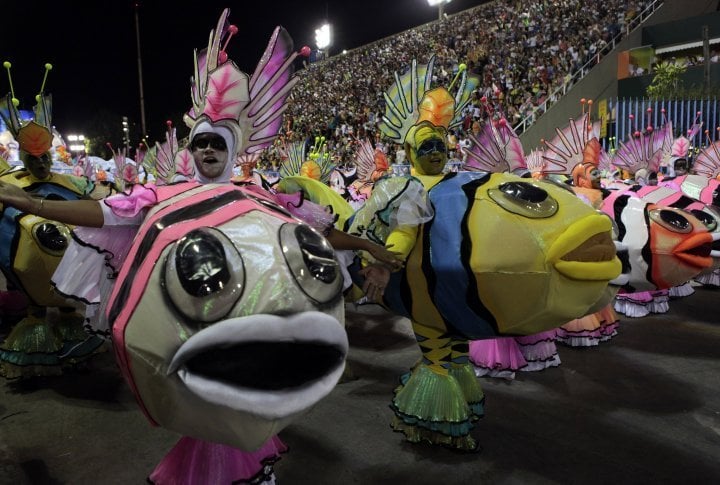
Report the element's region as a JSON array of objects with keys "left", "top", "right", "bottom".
[
  {"left": 649, "top": 209, "right": 692, "bottom": 233},
  {"left": 488, "top": 181, "right": 558, "bottom": 218},
  {"left": 164, "top": 227, "right": 244, "bottom": 322},
  {"left": 689, "top": 209, "right": 718, "bottom": 232},
  {"left": 280, "top": 223, "right": 343, "bottom": 304},
  {"left": 32, "top": 222, "right": 71, "bottom": 256}
]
